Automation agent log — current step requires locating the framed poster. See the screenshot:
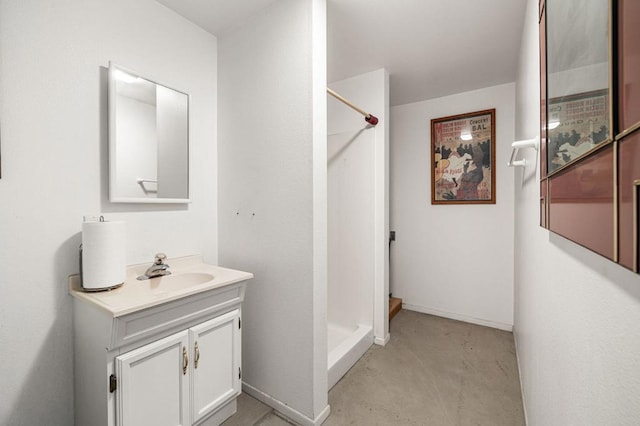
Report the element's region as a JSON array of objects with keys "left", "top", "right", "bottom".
[{"left": 431, "top": 109, "right": 496, "bottom": 204}]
